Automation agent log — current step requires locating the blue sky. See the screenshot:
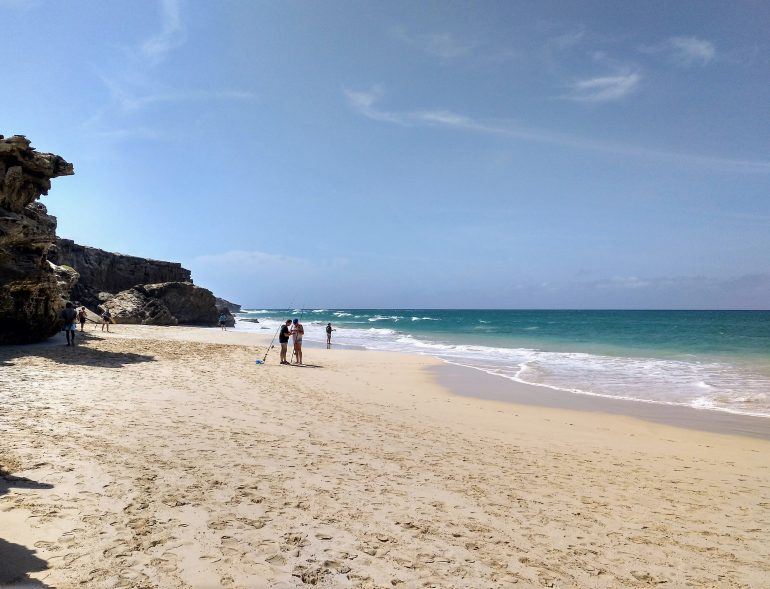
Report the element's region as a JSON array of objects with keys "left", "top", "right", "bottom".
[{"left": 3, "top": 0, "right": 769, "bottom": 308}]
